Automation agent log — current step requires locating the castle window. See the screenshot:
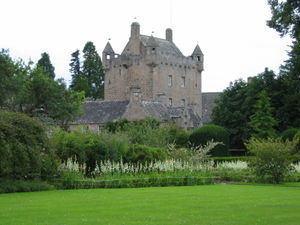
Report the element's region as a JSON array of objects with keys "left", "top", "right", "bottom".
[
  {"left": 181, "top": 76, "right": 185, "bottom": 87},
  {"left": 181, "top": 99, "right": 185, "bottom": 107},
  {"left": 197, "top": 56, "right": 201, "bottom": 61},
  {"left": 152, "top": 48, "right": 156, "bottom": 54},
  {"left": 168, "top": 98, "right": 173, "bottom": 107},
  {"left": 168, "top": 75, "right": 172, "bottom": 87},
  {"left": 106, "top": 55, "right": 110, "bottom": 60}
]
